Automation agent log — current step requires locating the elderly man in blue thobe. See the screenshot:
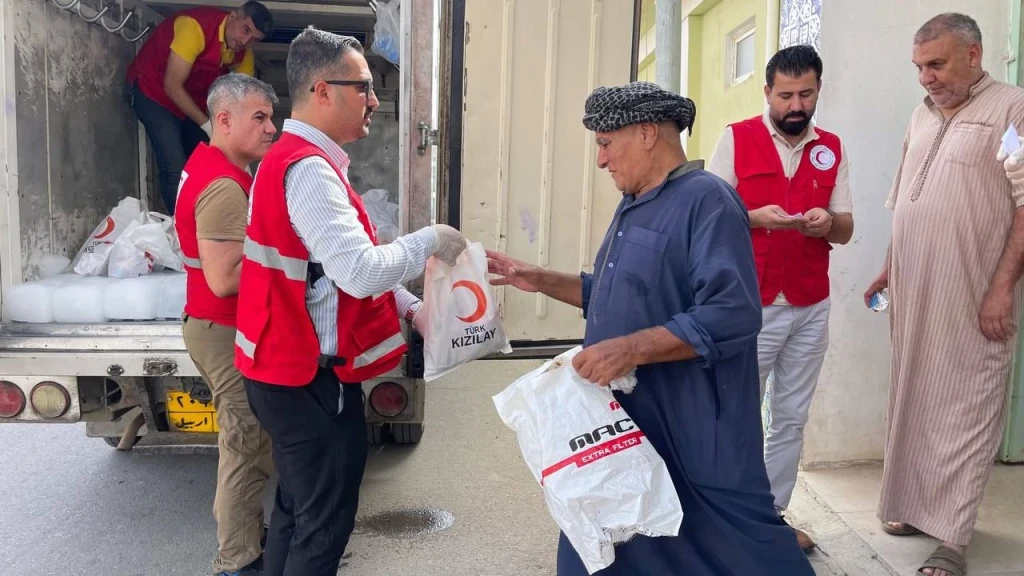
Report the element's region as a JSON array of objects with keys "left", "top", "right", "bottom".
[{"left": 487, "top": 82, "right": 814, "bottom": 575}]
